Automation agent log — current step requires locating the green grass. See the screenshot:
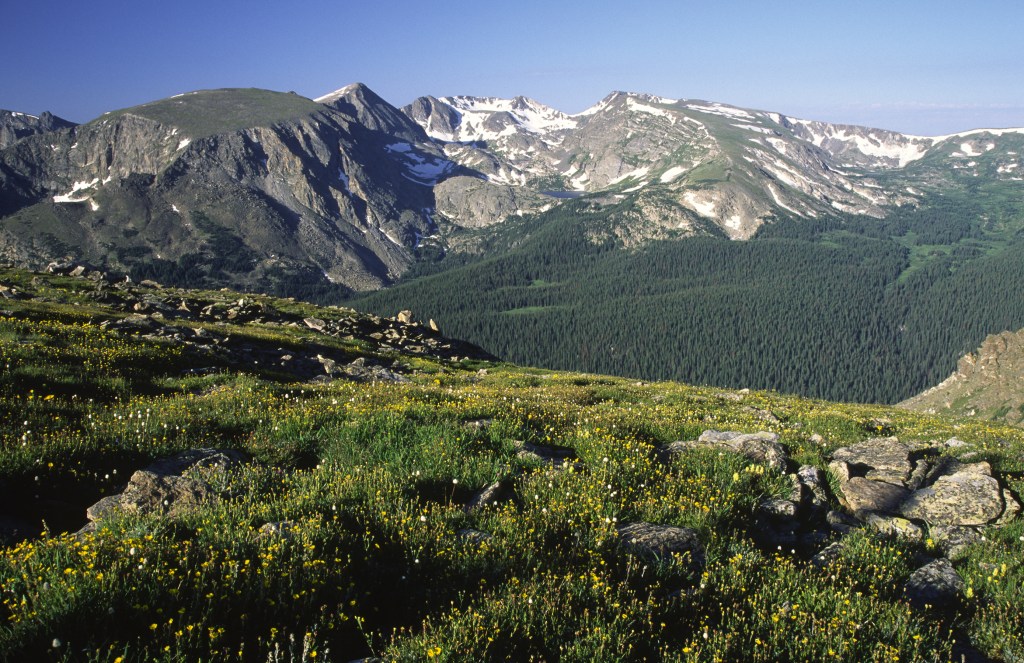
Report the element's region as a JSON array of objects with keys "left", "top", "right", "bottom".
[
  {"left": 1, "top": 268, "right": 1022, "bottom": 661},
  {"left": 94, "top": 88, "right": 324, "bottom": 138}
]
